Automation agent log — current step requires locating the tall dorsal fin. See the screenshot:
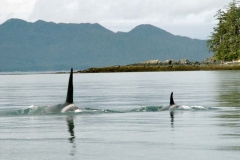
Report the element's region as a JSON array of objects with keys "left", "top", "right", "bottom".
[
  {"left": 170, "top": 92, "right": 175, "bottom": 105},
  {"left": 66, "top": 68, "right": 73, "bottom": 103}
]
